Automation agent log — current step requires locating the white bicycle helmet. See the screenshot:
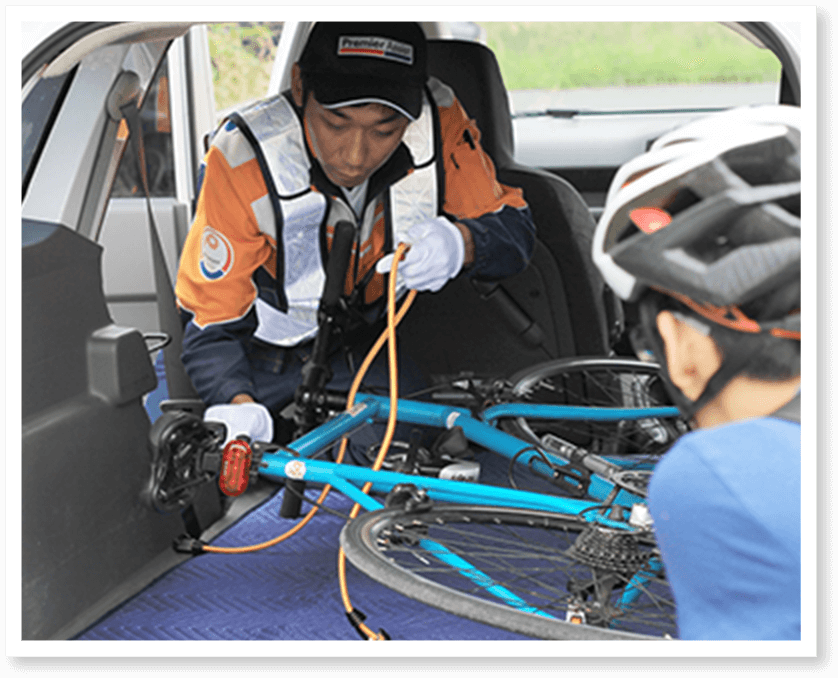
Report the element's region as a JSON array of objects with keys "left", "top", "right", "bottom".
[
  {"left": 593, "top": 104, "right": 800, "bottom": 341},
  {"left": 593, "top": 104, "right": 801, "bottom": 418}
]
